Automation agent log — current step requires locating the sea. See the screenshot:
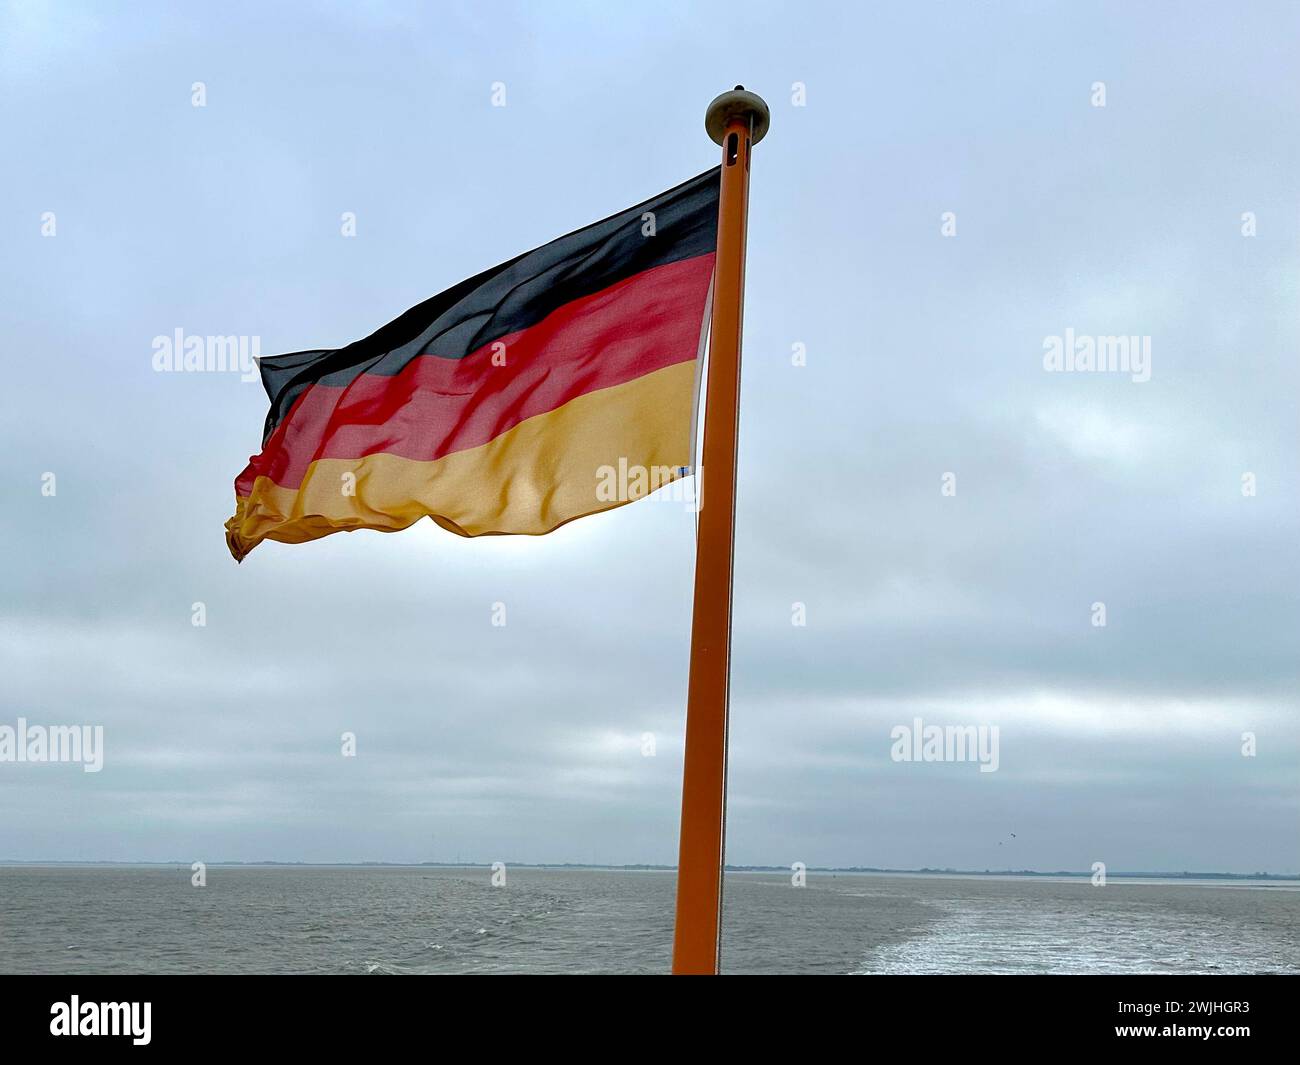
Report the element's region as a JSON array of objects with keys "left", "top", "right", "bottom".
[{"left": 2, "top": 865, "right": 1298, "bottom": 975}]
